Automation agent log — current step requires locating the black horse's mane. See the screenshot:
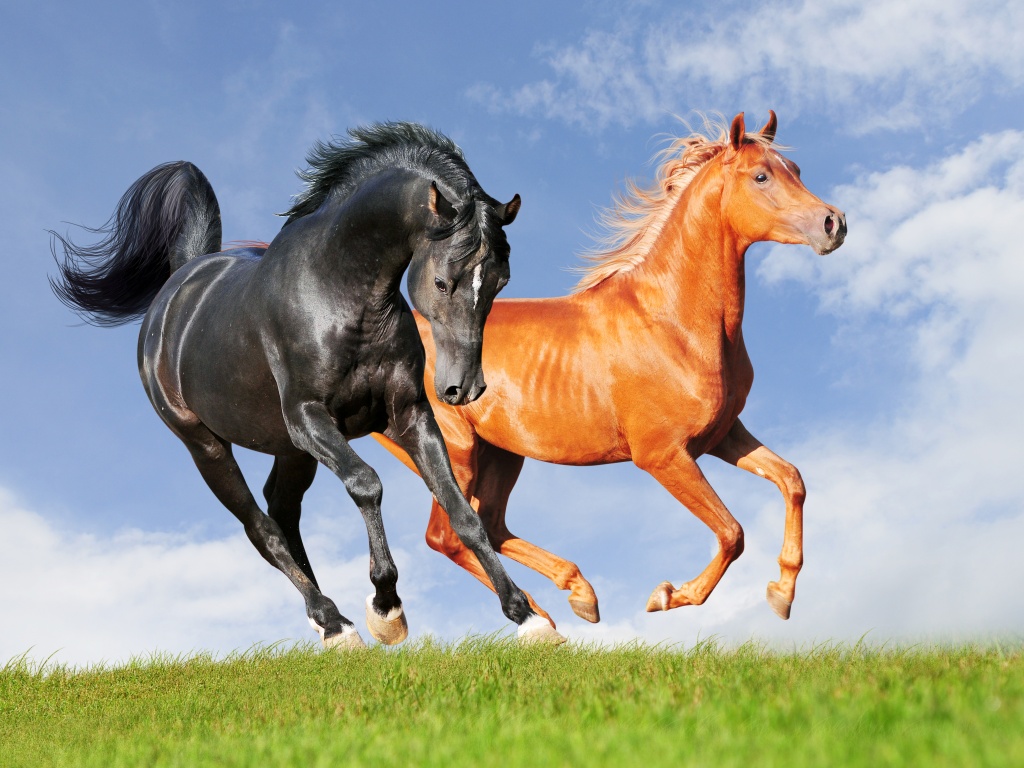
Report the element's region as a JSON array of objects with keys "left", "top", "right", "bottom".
[{"left": 281, "top": 123, "right": 493, "bottom": 245}]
